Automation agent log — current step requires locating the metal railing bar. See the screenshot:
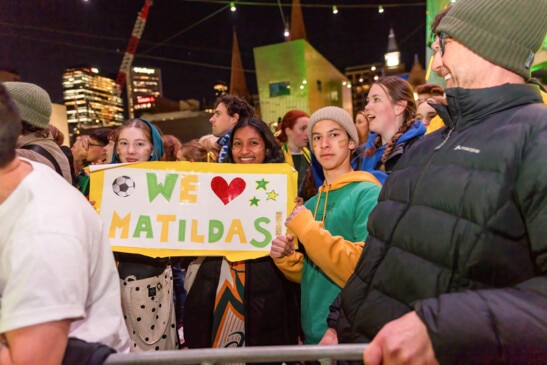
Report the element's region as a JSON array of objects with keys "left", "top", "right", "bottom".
[{"left": 104, "top": 344, "right": 367, "bottom": 365}]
